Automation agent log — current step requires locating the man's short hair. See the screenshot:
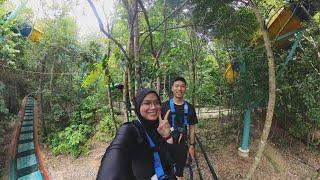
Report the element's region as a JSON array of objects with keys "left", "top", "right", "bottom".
[{"left": 171, "top": 76, "right": 187, "bottom": 86}]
